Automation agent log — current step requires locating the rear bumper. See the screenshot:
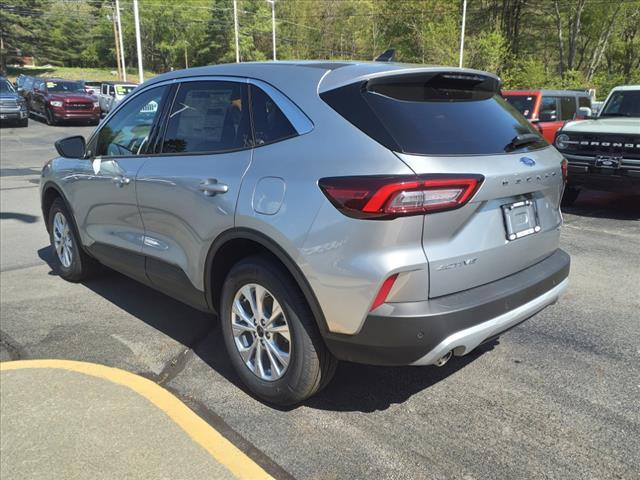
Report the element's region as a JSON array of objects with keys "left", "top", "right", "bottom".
[{"left": 324, "top": 249, "right": 570, "bottom": 366}]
